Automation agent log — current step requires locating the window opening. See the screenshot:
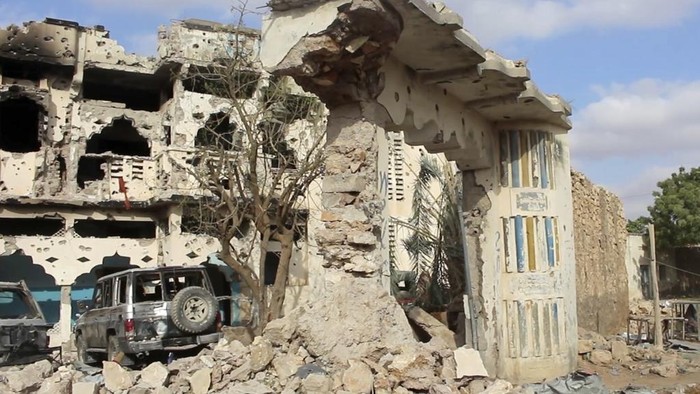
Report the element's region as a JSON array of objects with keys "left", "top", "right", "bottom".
[
  {"left": 0, "top": 217, "right": 64, "bottom": 236},
  {"left": 0, "top": 97, "right": 44, "bottom": 152},
  {"left": 74, "top": 220, "right": 156, "bottom": 239}
]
